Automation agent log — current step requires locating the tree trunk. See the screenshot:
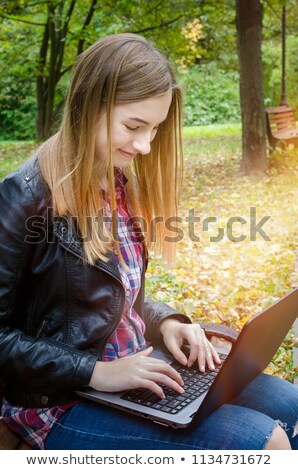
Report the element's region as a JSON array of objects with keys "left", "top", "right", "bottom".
[
  {"left": 36, "top": 1, "right": 78, "bottom": 141},
  {"left": 236, "top": 0, "right": 268, "bottom": 174},
  {"left": 36, "top": 19, "right": 50, "bottom": 141}
]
